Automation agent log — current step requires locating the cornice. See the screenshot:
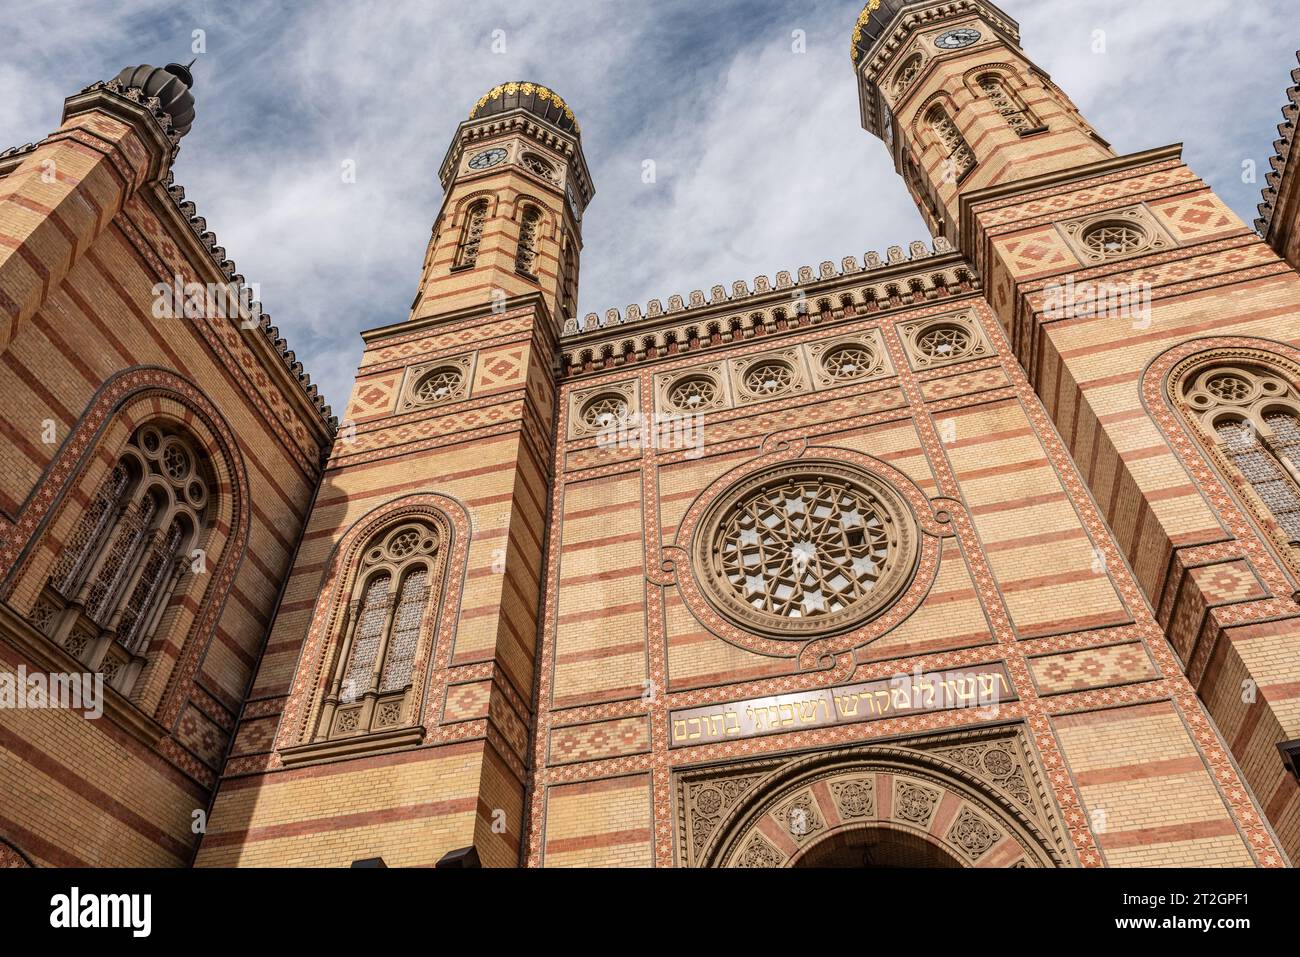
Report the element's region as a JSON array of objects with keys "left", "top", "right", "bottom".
[
  {"left": 361, "top": 289, "right": 558, "bottom": 347},
  {"left": 1256, "top": 50, "right": 1300, "bottom": 240},
  {"left": 566, "top": 240, "right": 963, "bottom": 342},
  {"left": 956, "top": 143, "right": 1186, "bottom": 249},
  {"left": 562, "top": 245, "right": 982, "bottom": 378},
  {"left": 140, "top": 178, "right": 338, "bottom": 448}
]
